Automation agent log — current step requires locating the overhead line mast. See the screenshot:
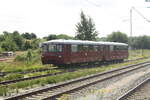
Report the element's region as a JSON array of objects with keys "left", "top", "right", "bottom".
[{"left": 130, "top": 7, "right": 150, "bottom": 48}]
